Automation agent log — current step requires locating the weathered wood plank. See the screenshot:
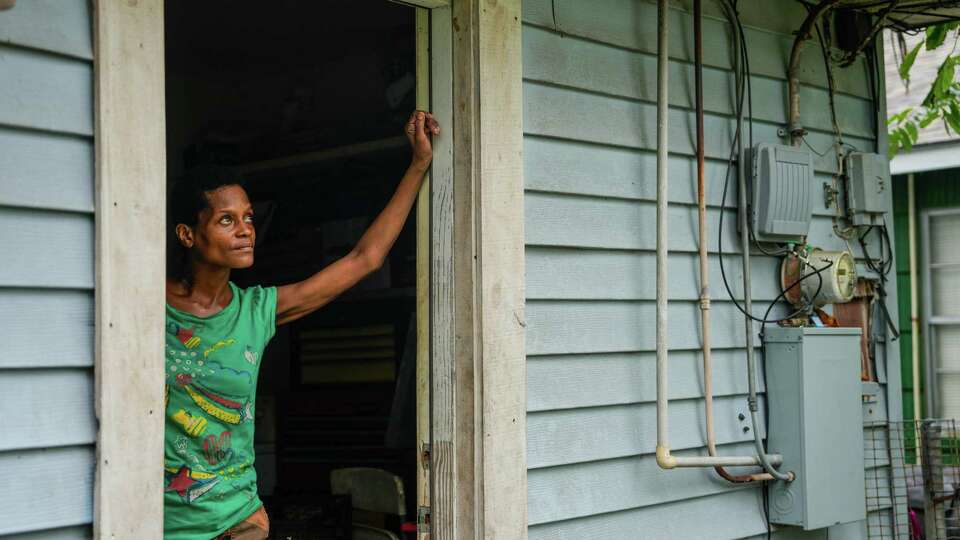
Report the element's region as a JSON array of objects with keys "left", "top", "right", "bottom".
[
  {"left": 0, "top": 369, "right": 95, "bottom": 452},
  {"left": 521, "top": 0, "right": 873, "bottom": 100},
  {"left": 524, "top": 136, "right": 844, "bottom": 219},
  {"left": 523, "top": 82, "right": 873, "bottom": 175},
  {"left": 0, "top": 289, "right": 93, "bottom": 368},
  {"left": 93, "top": 1, "right": 166, "bottom": 537},
  {"left": 0, "top": 446, "right": 94, "bottom": 535},
  {"left": 527, "top": 394, "right": 765, "bottom": 468},
  {"left": 0, "top": 45, "right": 93, "bottom": 135},
  {"left": 528, "top": 484, "right": 768, "bottom": 540},
  {"left": 0, "top": 209, "right": 93, "bottom": 289},
  {"left": 528, "top": 348, "right": 764, "bottom": 412},
  {"left": 526, "top": 299, "right": 771, "bottom": 356},
  {"left": 0, "top": 127, "right": 94, "bottom": 213},
  {"left": 413, "top": 8, "right": 430, "bottom": 539},
  {"left": 528, "top": 440, "right": 760, "bottom": 525},
  {"left": 429, "top": 4, "right": 462, "bottom": 538},
  {"left": 525, "top": 247, "right": 782, "bottom": 301},
  {"left": 476, "top": 0, "right": 527, "bottom": 538},
  {"left": 522, "top": 25, "right": 874, "bottom": 139},
  {"left": 0, "top": 0, "right": 93, "bottom": 59}
]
